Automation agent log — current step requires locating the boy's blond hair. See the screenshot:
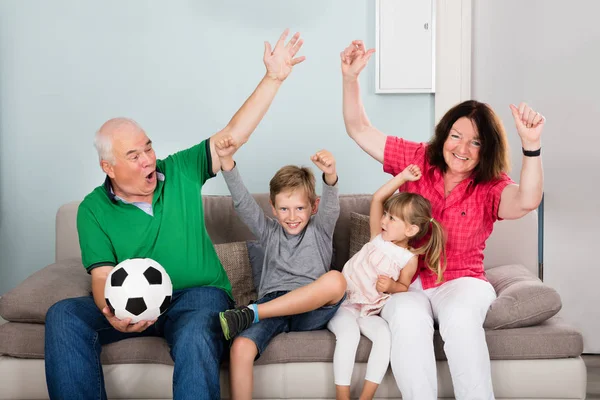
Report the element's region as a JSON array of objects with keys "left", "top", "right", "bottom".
[{"left": 269, "top": 165, "right": 317, "bottom": 206}]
